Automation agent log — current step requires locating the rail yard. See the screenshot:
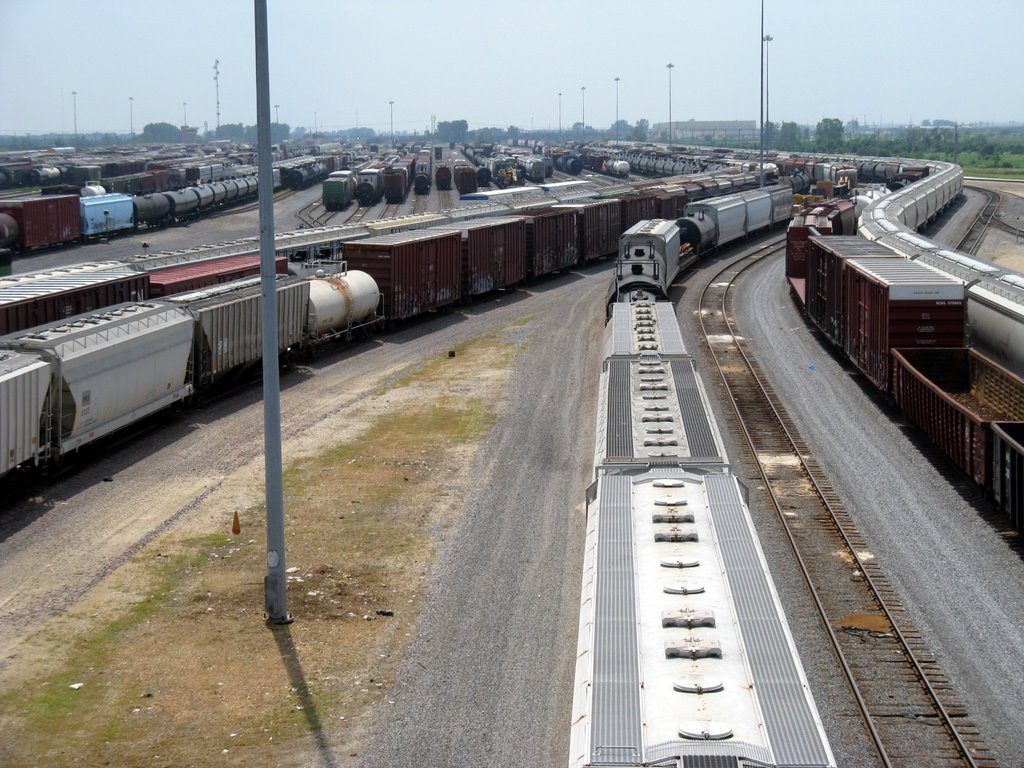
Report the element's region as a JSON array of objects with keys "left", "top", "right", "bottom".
[{"left": 1, "top": 134, "right": 1024, "bottom": 768}]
